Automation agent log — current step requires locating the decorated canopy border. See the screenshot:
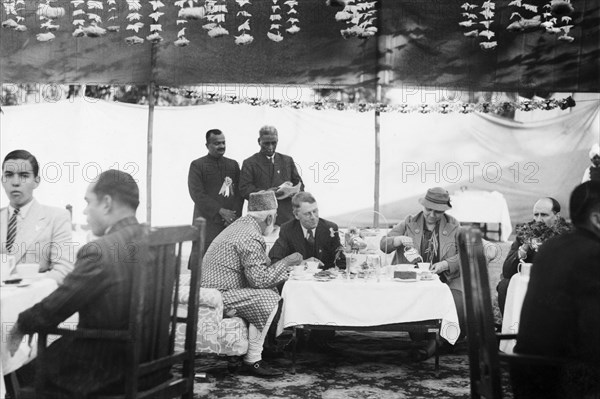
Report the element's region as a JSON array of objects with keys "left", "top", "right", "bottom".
[{"left": 0, "top": 0, "right": 598, "bottom": 93}]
